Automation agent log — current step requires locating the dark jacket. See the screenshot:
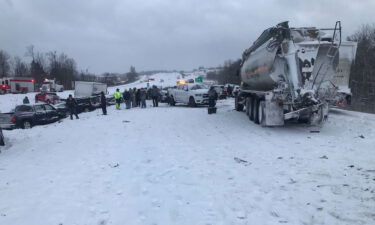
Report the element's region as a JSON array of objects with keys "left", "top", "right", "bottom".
[
  {"left": 140, "top": 90, "right": 147, "bottom": 100},
  {"left": 136, "top": 89, "right": 141, "bottom": 100},
  {"left": 123, "top": 91, "right": 131, "bottom": 101},
  {"left": 66, "top": 98, "right": 78, "bottom": 109},
  {"left": 151, "top": 87, "right": 160, "bottom": 97},
  {"left": 208, "top": 88, "right": 218, "bottom": 100},
  {"left": 101, "top": 94, "right": 106, "bottom": 106}
]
